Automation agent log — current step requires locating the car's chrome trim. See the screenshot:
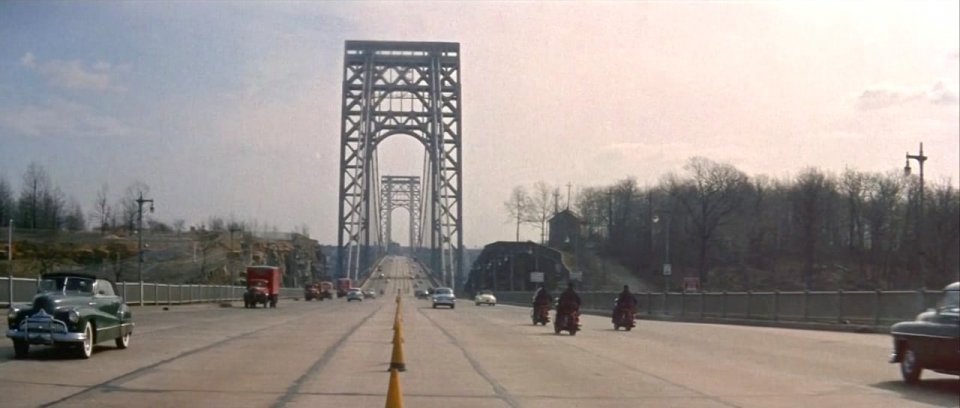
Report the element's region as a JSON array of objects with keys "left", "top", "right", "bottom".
[{"left": 891, "top": 332, "right": 959, "bottom": 340}]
